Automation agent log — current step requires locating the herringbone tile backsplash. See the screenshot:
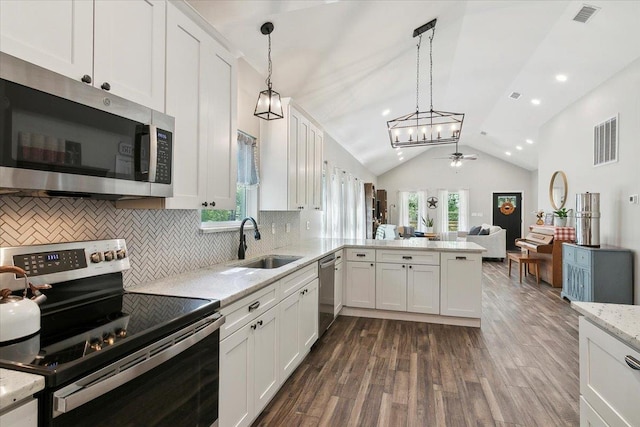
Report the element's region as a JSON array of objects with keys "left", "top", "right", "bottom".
[{"left": 0, "top": 197, "right": 300, "bottom": 288}]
